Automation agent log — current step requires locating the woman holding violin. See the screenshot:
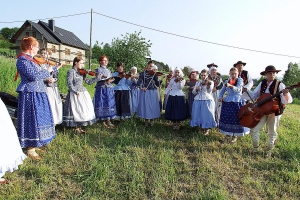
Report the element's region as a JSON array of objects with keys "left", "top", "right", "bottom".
[
  {"left": 218, "top": 67, "right": 249, "bottom": 144},
  {"left": 243, "top": 65, "right": 292, "bottom": 157},
  {"left": 190, "top": 69, "right": 216, "bottom": 135},
  {"left": 16, "top": 36, "right": 55, "bottom": 160},
  {"left": 111, "top": 62, "right": 132, "bottom": 119},
  {"left": 93, "top": 55, "right": 117, "bottom": 128},
  {"left": 164, "top": 67, "right": 188, "bottom": 130},
  {"left": 136, "top": 60, "right": 161, "bottom": 126},
  {"left": 38, "top": 48, "right": 63, "bottom": 125},
  {"left": 62, "top": 57, "right": 101, "bottom": 134}
]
